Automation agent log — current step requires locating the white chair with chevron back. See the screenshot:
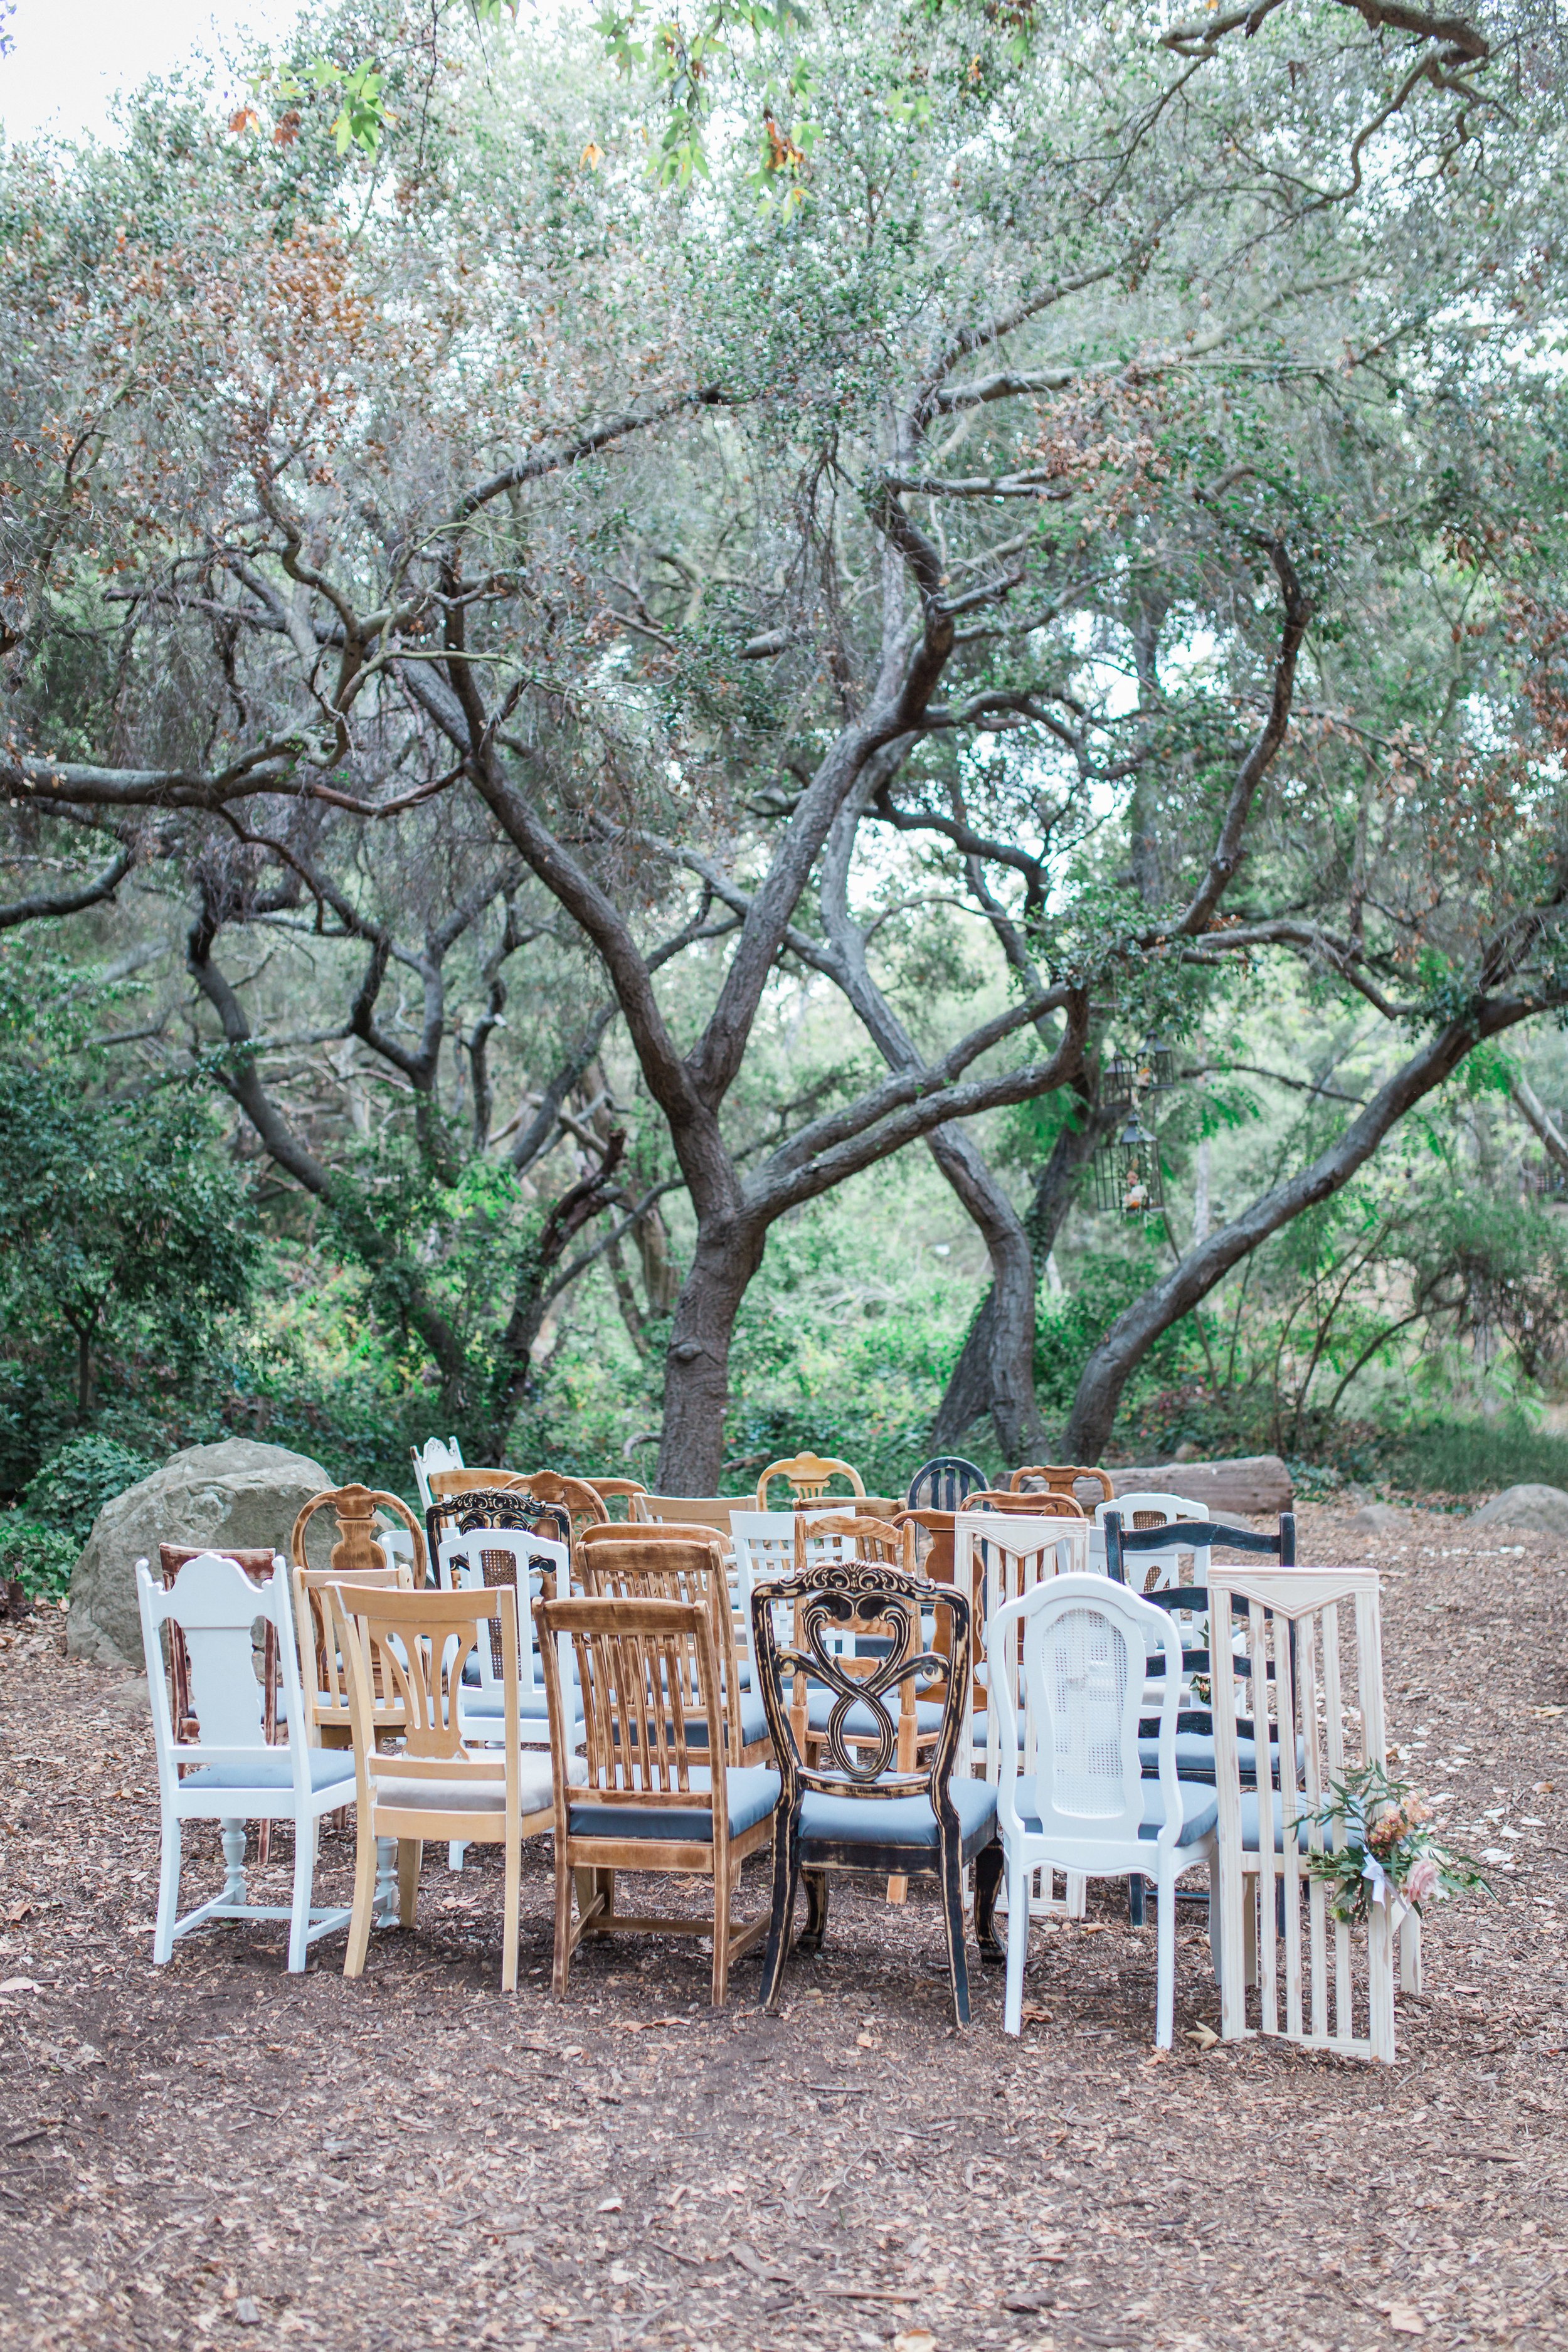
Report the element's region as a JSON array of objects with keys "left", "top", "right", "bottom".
[{"left": 138, "top": 1552, "right": 356, "bottom": 1972}]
